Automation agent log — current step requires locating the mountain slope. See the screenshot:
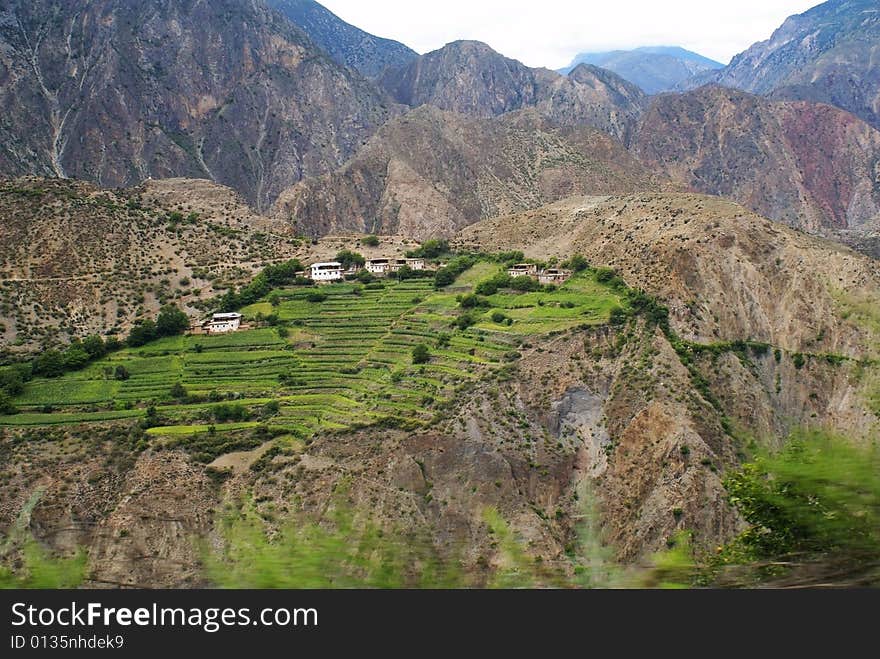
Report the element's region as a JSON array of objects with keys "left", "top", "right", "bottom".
[
  {"left": 379, "top": 41, "right": 646, "bottom": 142},
  {"left": 633, "top": 86, "right": 880, "bottom": 236},
  {"left": 265, "top": 0, "right": 417, "bottom": 77},
  {"left": 695, "top": 0, "right": 880, "bottom": 130},
  {"left": 273, "top": 106, "right": 674, "bottom": 239},
  {"left": 0, "top": 177, "right": 301, "bottom": 354},
  {"left": 561, "top": 47, "right": 723, "bottom": 94},
  {"left": 0, "top": 0, "right": 394, "bottom": 211}
]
